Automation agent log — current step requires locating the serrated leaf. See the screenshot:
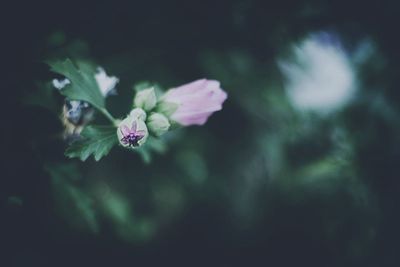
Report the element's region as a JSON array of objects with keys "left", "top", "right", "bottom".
[
  {"left": 65, "top": 125, "right": 118, "bottom": 161},
  {"left": 49, "top": 59, "right": 105, "bottom": 109}
]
